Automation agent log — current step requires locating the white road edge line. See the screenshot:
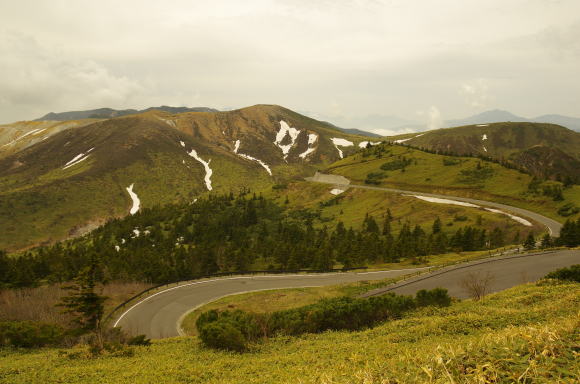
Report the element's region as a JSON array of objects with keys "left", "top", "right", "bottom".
[
  {"left": 112, "top": 269, "right": 422, "bottom": 328},
  {"left": 175, "top": 268, "right": 431, "bottom": 335}
]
